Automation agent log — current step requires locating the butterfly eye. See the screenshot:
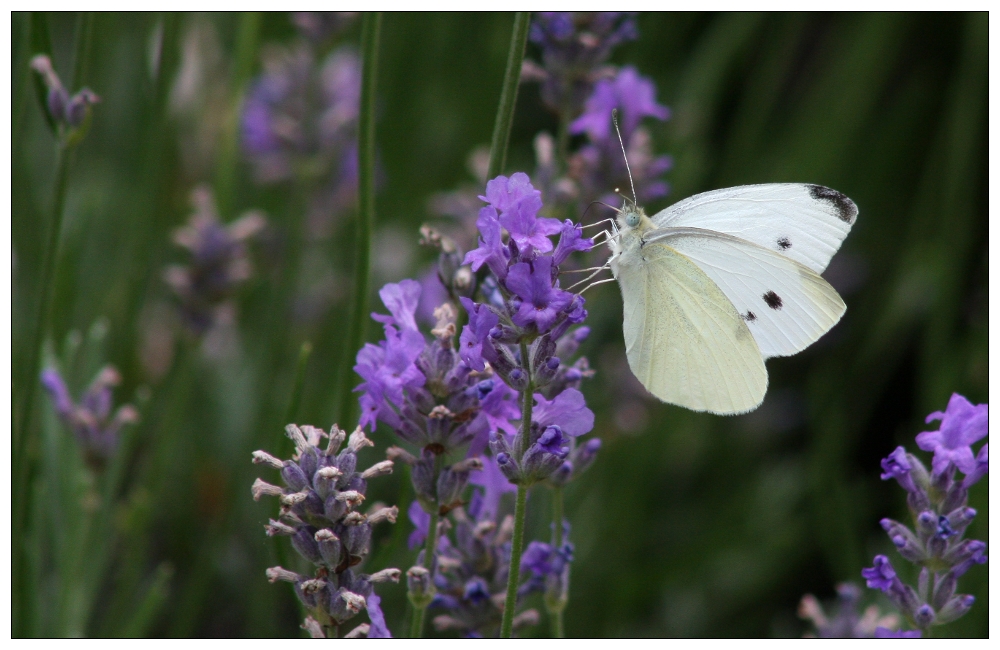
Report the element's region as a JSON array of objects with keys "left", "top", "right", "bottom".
[{"left": 625, "top": 211, "right": 640, "bottom": 228}]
